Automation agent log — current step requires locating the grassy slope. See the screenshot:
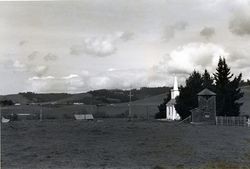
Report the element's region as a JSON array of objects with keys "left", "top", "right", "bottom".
[
  {"left": 0, "top": 87, "right": 168, "bottom": 105},
  {"left": 0, "top": 94, "right": 30, "bottom": 104}
]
